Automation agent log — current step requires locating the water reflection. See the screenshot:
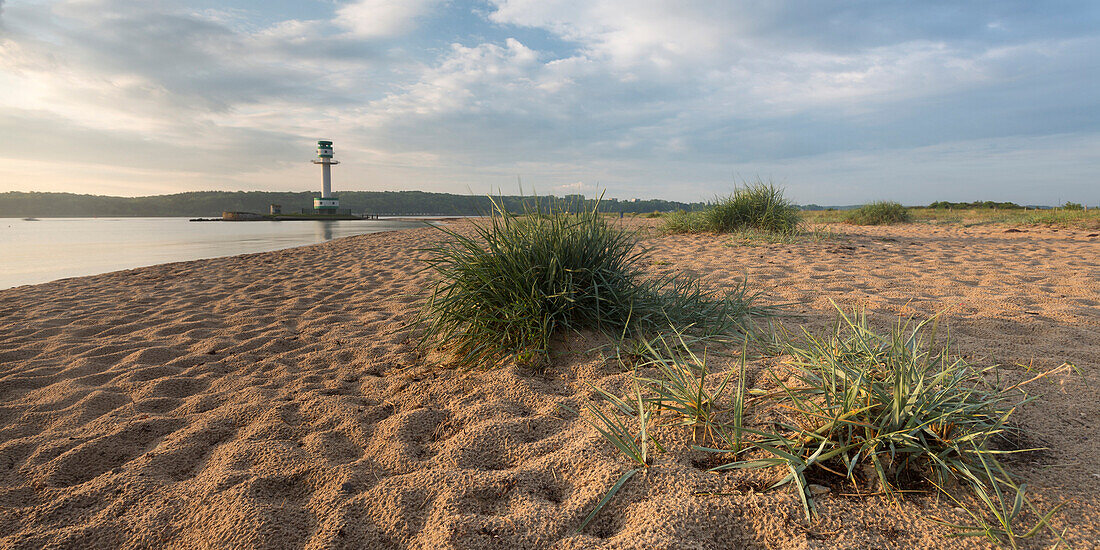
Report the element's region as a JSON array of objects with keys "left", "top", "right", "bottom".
[
  {"left": 0, "top": 217, "right": 427, "bottom": 289},
  {"left": 316, "top": 221, "right": 335, "bottom": 241}
]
